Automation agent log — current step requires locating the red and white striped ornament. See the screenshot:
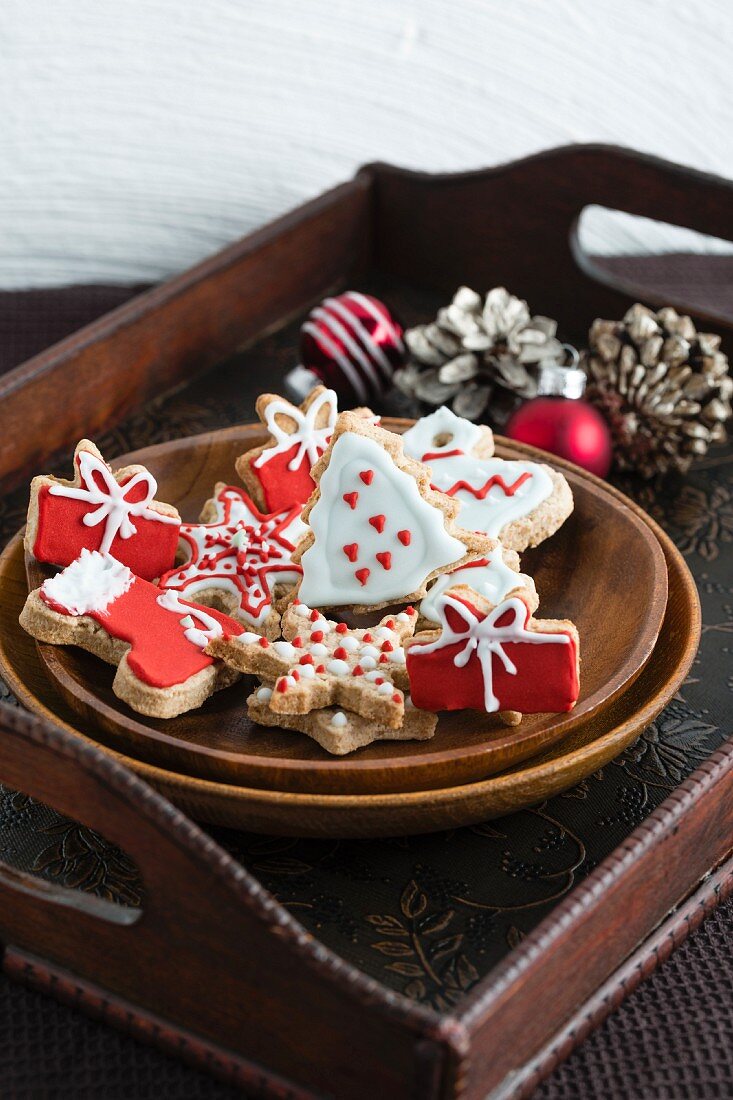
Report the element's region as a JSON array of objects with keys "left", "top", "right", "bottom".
[{"left": 287, "top": 291, "right": 406, "bottom": 405}]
